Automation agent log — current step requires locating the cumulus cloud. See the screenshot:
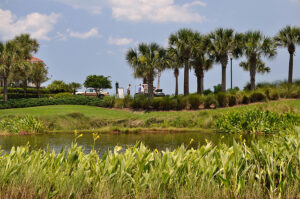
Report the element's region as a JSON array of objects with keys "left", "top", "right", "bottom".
[
  {"left": 55, "top": 0, "right": 207, "bottom": 23},
  {"left": 108, "top": 36, "right": 133, "bottom": 45},
  {"left": 67, "top": 28, "right": 100, "bottom": 39},
  {"left": 110, "top": 0, "right": 207, "bottom": 23},
  {"left": 55, "top": 0, "right": 106, "bottom": 14},
  {"left": 0, "top": 8, "right": 59, "bottom": 40}
]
